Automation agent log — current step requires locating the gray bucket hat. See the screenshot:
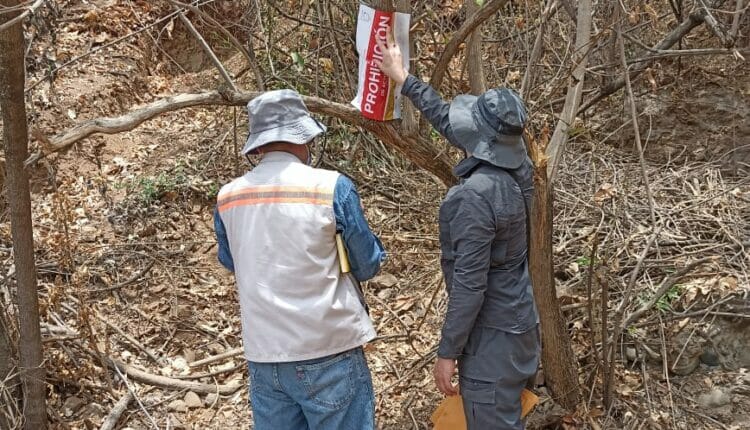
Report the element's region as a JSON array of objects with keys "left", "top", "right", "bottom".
[
  {"left": 242, "top": 89, "right": 326, "bottom": 155},
  {"left": 449, "top": 88, "right": 528, "bottom": 169}
]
